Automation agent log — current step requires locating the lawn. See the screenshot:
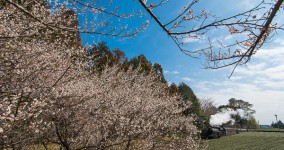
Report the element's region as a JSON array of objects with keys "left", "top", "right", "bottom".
[{"left": 206, "top": 132, "right": 284, "bottom": 150}]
